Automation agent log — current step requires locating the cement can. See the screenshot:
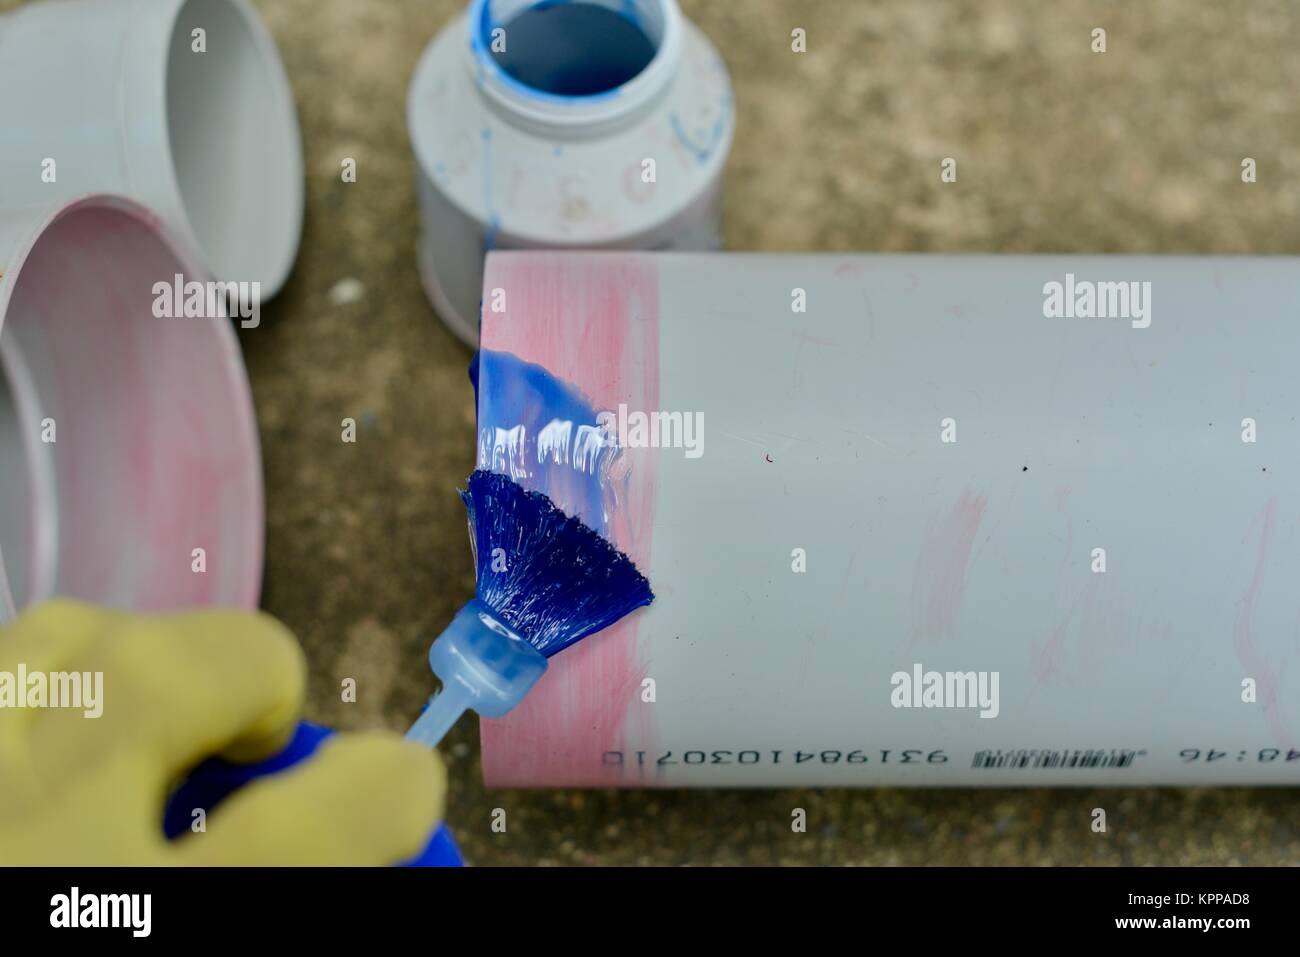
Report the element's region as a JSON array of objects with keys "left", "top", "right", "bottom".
[{"left": 408, "top": 0, "right": 733, "bottom": 344}]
